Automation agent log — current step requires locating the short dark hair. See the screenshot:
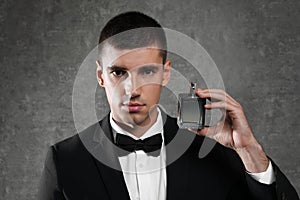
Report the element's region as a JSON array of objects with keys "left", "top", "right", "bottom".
[{"left": 98, "top": 11, "right": 167, "bottom": 64}]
